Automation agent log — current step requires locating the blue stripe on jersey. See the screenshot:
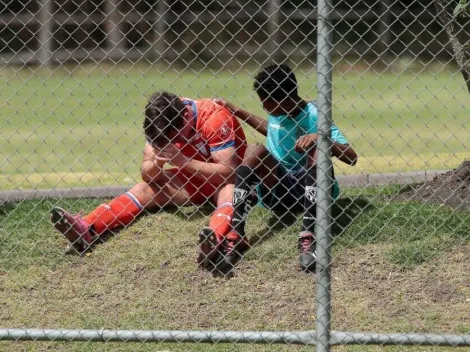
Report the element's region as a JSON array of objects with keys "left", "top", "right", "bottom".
[
  {"left": 182, "top": 99, "right": 198, "bottom": 124},
  {"left": 209, "top": 140, "right": 235, "bottom": 152}
]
